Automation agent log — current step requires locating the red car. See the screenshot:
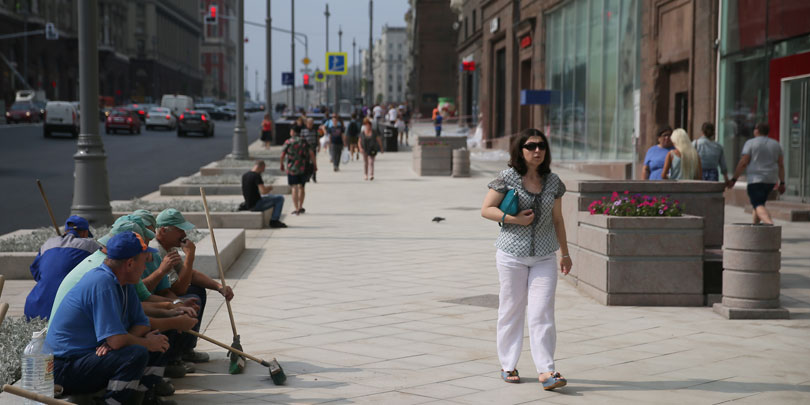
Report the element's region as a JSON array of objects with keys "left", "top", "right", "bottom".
[
  {"left": 5, "top": 101, "right": 42, "bottom": 124},
  {"left": 105, "top": 109, "right": 142, "bottom": 134}
]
